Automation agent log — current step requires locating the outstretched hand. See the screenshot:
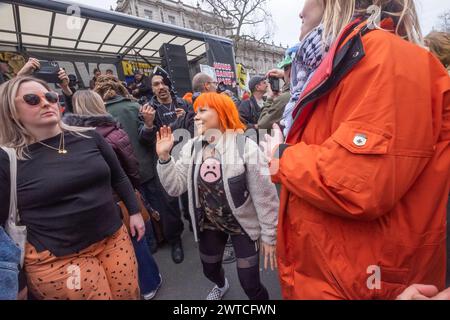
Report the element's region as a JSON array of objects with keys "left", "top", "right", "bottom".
[
  {"left": 260, "top": 123, "right": 284, "bottom": 162},
  {"left": 397, "top": 284, "right": 450, "bottom": 300},
  {"left": 140, "top": 103, "right": 156, "bottom": 128}
]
